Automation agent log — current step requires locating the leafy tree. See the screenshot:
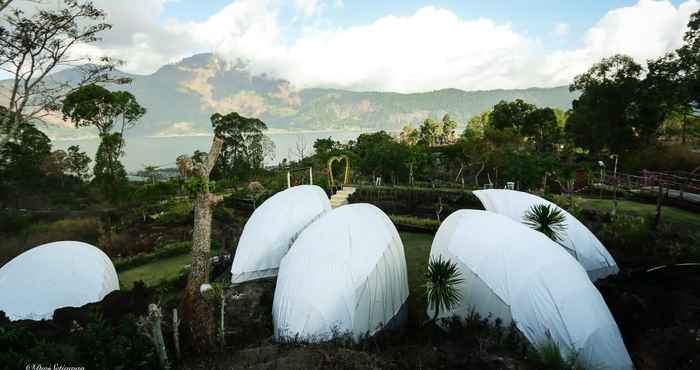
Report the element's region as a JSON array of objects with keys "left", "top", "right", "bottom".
[
  {"left": 0, "top": 0, "right": 127, "bottom": 145},
  {"left": 0, "top": 122, "right": 51, "bottom": 187},
  {"left": 418, "top": 118, "right": 441, "bottom": 147},
  {"left": 312, "top": 137, "right": 344, "bottom": 163},
  {"left": 399, "top": 125, "right": 419, "bottom": 146},
  {"left": 354, "top": 131, "right": 409, "bottom": 182},
  {"left": 464, "top": 110, "right": 491, "bottom": 138},
  {"left": 424, "top": 256, "right": 463, "bottom": 324},
  {"left": 567, "top": 54, "right": 668, "bottom": 154},
  {"left": 490, "top": 99, "right": 535, "bottom": 132},
  {"left": 211, "top": 112, "right": 274, "bottom": 180},
  {"left": 62, "top": 84, "right": 145, "bottom": 137},
  {"left": 440, "top": 113, "right": 457, "bottom": 144},
  {"left": 93, "top": 133, "right": 127, "bottom": 194},
  {"left": 523, "top": 107, "right": 561, "bottom": 152},
  {"left": 41, "top": 150, "right": 68, "bottom": 178},
  {"left": 523, "top": 204, "right": 567, "bottom": 243},
  {"left": 65, "top": 145, "right": 92, "bottom": 181}
]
